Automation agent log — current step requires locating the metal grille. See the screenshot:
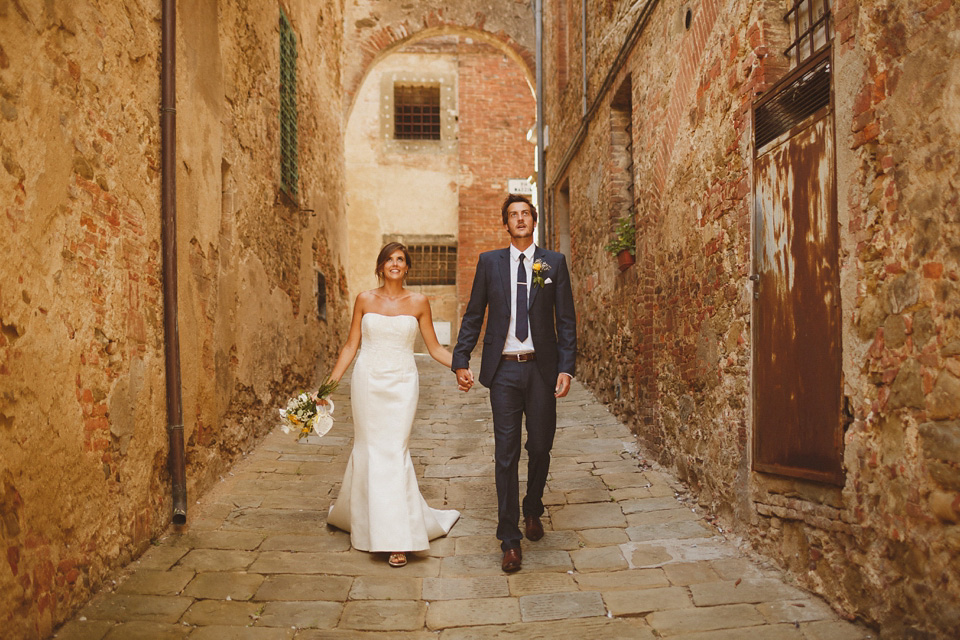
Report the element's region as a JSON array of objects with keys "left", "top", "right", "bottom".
[
  {"left": 784, "top": 0, "right": 832, "bottom": 63},
  {"left": 394, "top": 85, "right": 441, "bottom": 140},
  {"left": 279, "top": 9, "right": 298, "bottom": 196},
  {"left": 407, "top": 245, "right": 456, "bottom": 285},
  {"left": 755, "top": 54, "right": 830, "bottom": 149}
]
